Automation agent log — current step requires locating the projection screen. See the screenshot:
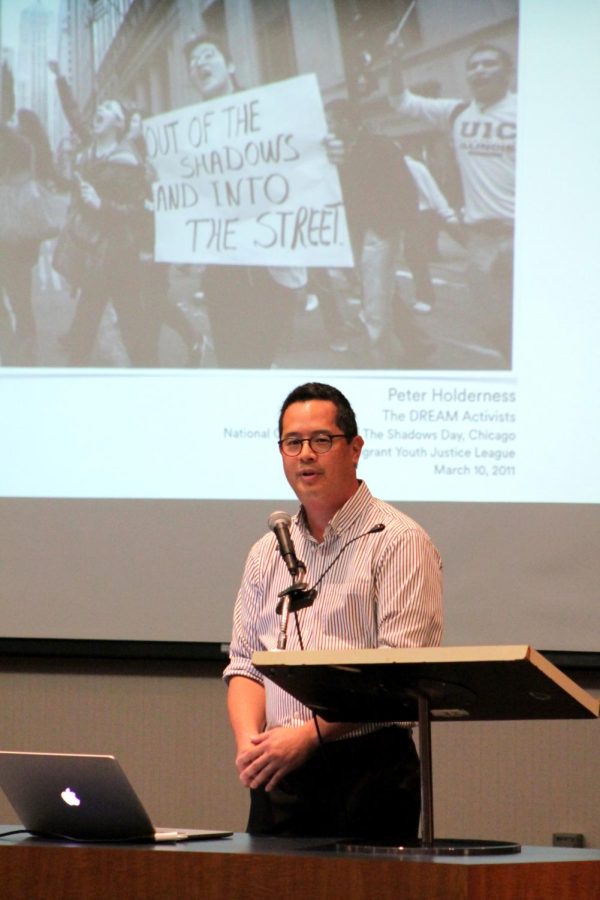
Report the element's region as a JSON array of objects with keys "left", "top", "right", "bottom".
[{"left": 0, "top": 0, "right": 598, "bottom": 659}]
